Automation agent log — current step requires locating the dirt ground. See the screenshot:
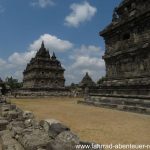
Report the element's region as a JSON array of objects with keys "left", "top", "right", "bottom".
[{"left": 11, "top": 97, "right": 150, "bottom": 147}]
